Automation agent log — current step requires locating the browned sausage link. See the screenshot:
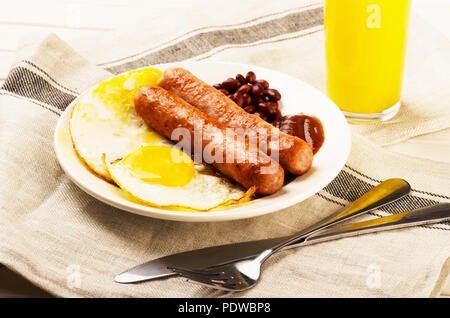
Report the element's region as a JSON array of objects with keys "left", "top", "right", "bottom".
[
  {"left": 158, "top": 68, "right": 313, "bottom": 175},
  {"left": 134, "top": 86, "right": 284, "bottom": 195}
]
